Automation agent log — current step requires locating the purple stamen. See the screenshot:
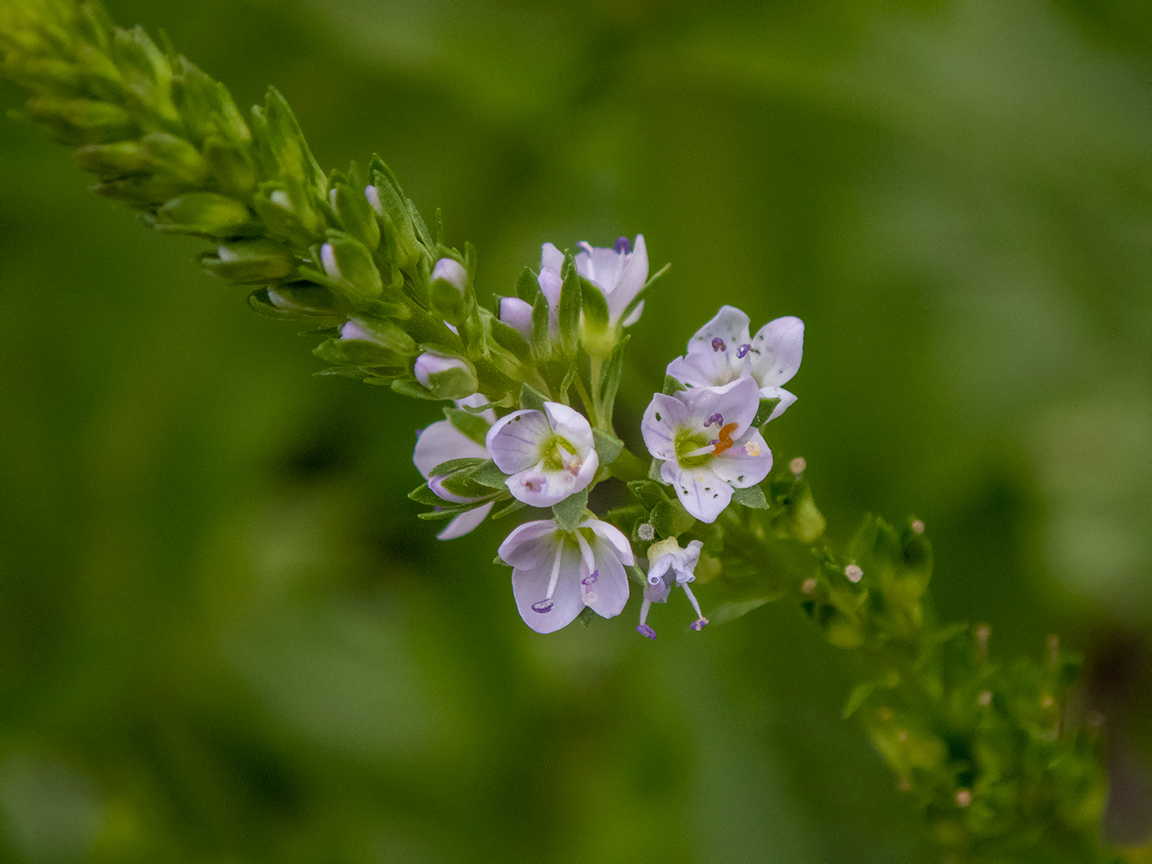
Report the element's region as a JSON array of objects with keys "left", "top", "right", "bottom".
[
  {"left": 531, "top": 599, "right": 554, "bottom": 614},
  {"left": 614, "top": 236, "right": 631, "bottom": 254},
  {"left": 711, "top": 337, "right": 726, "bottom": 352},
  {"left": 581, "top": 570, "right": 599, "bottom": 586},
  {"left": 689, "top": 618, "right": 709, "bottom": 631},
  {"left": 704, "top": 412, "right": 724, "bottom": 428},
  {"left": 736, "top": 343, "right": 752, "bottom": 358},
  {"left": 636, "top": 624, "right": 657, "bottom": 640}
]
